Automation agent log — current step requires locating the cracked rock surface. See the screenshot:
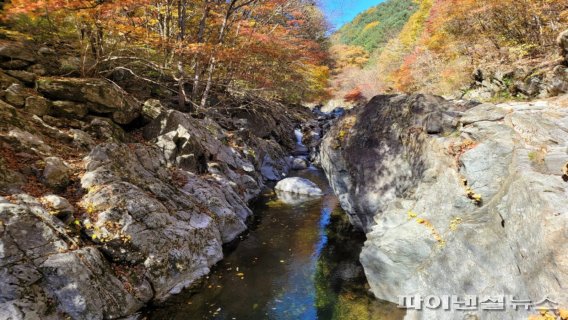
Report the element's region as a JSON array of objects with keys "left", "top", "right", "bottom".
[
  {"left": 0, "top": 40, "right": 310, "bottom": 318},
  {"left": 319, "top": 94, "right": 568, "bottom": 320}
]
